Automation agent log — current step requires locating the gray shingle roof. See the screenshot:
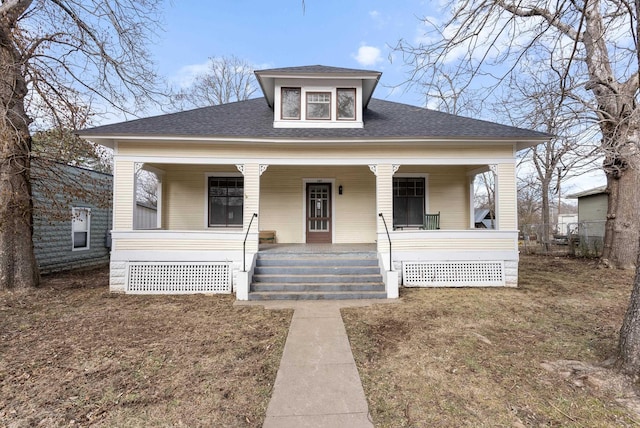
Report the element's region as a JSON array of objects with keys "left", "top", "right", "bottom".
[
  {"left": 255, "top": 65, "right": 381, "bottom": 75},
  {"left": 80, "top": 98, "right": 549, "bottom": 141}
]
